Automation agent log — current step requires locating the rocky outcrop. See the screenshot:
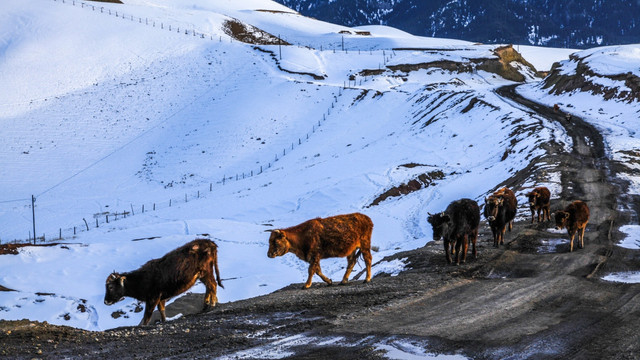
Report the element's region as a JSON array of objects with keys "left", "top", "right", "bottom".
[{"left": 542, "top": 54, "right": 640, "bottom": 102}]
